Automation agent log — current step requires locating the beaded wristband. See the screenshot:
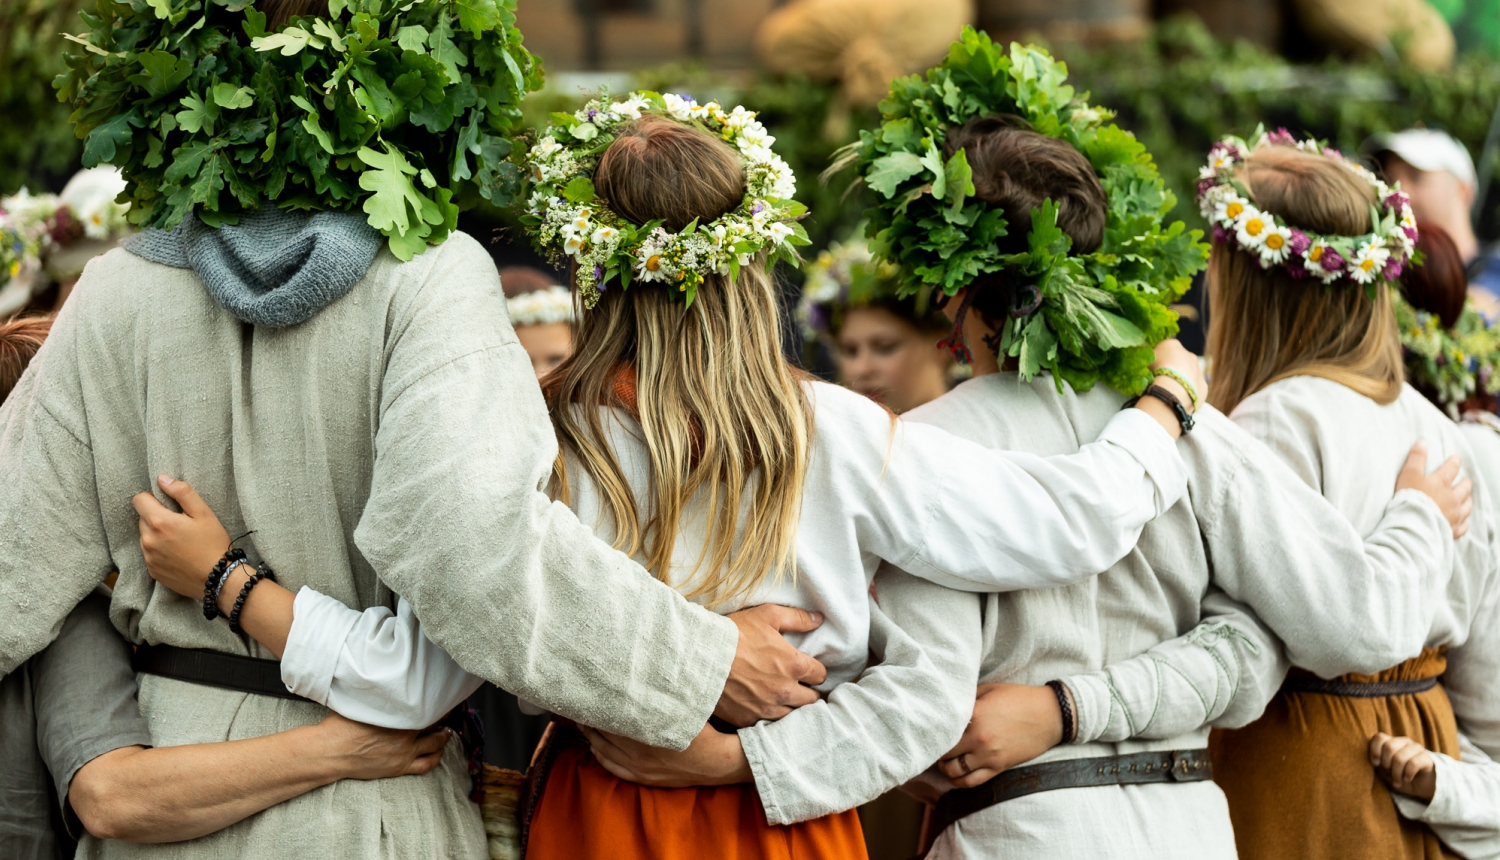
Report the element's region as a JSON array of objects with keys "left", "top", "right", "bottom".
[
  {"left": 1152, "top": 367, "right": 1199, "bottom": 412},
  {"left": 228, "top": 564, "right": 277, "bottom": 635},
  {"left": 203, "top": 548, "right": 247, "bottom": 620},
  {"left": 1046, "top": 680, "right": 1077, "bottom": 745}
]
